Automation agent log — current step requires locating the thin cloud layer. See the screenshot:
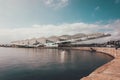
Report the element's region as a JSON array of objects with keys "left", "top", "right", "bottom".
[
  {"left": 43, "top": 0, "right": 69, "bottom": 9},
  {"left": 115, "top": 0, "right": 120, "bottom": 4},
  {"left": 0, "top": 20, "right": 120, "bottom": 43},
  {"left": 95, "top": 6, "right": 100, "bottom": 11}
]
